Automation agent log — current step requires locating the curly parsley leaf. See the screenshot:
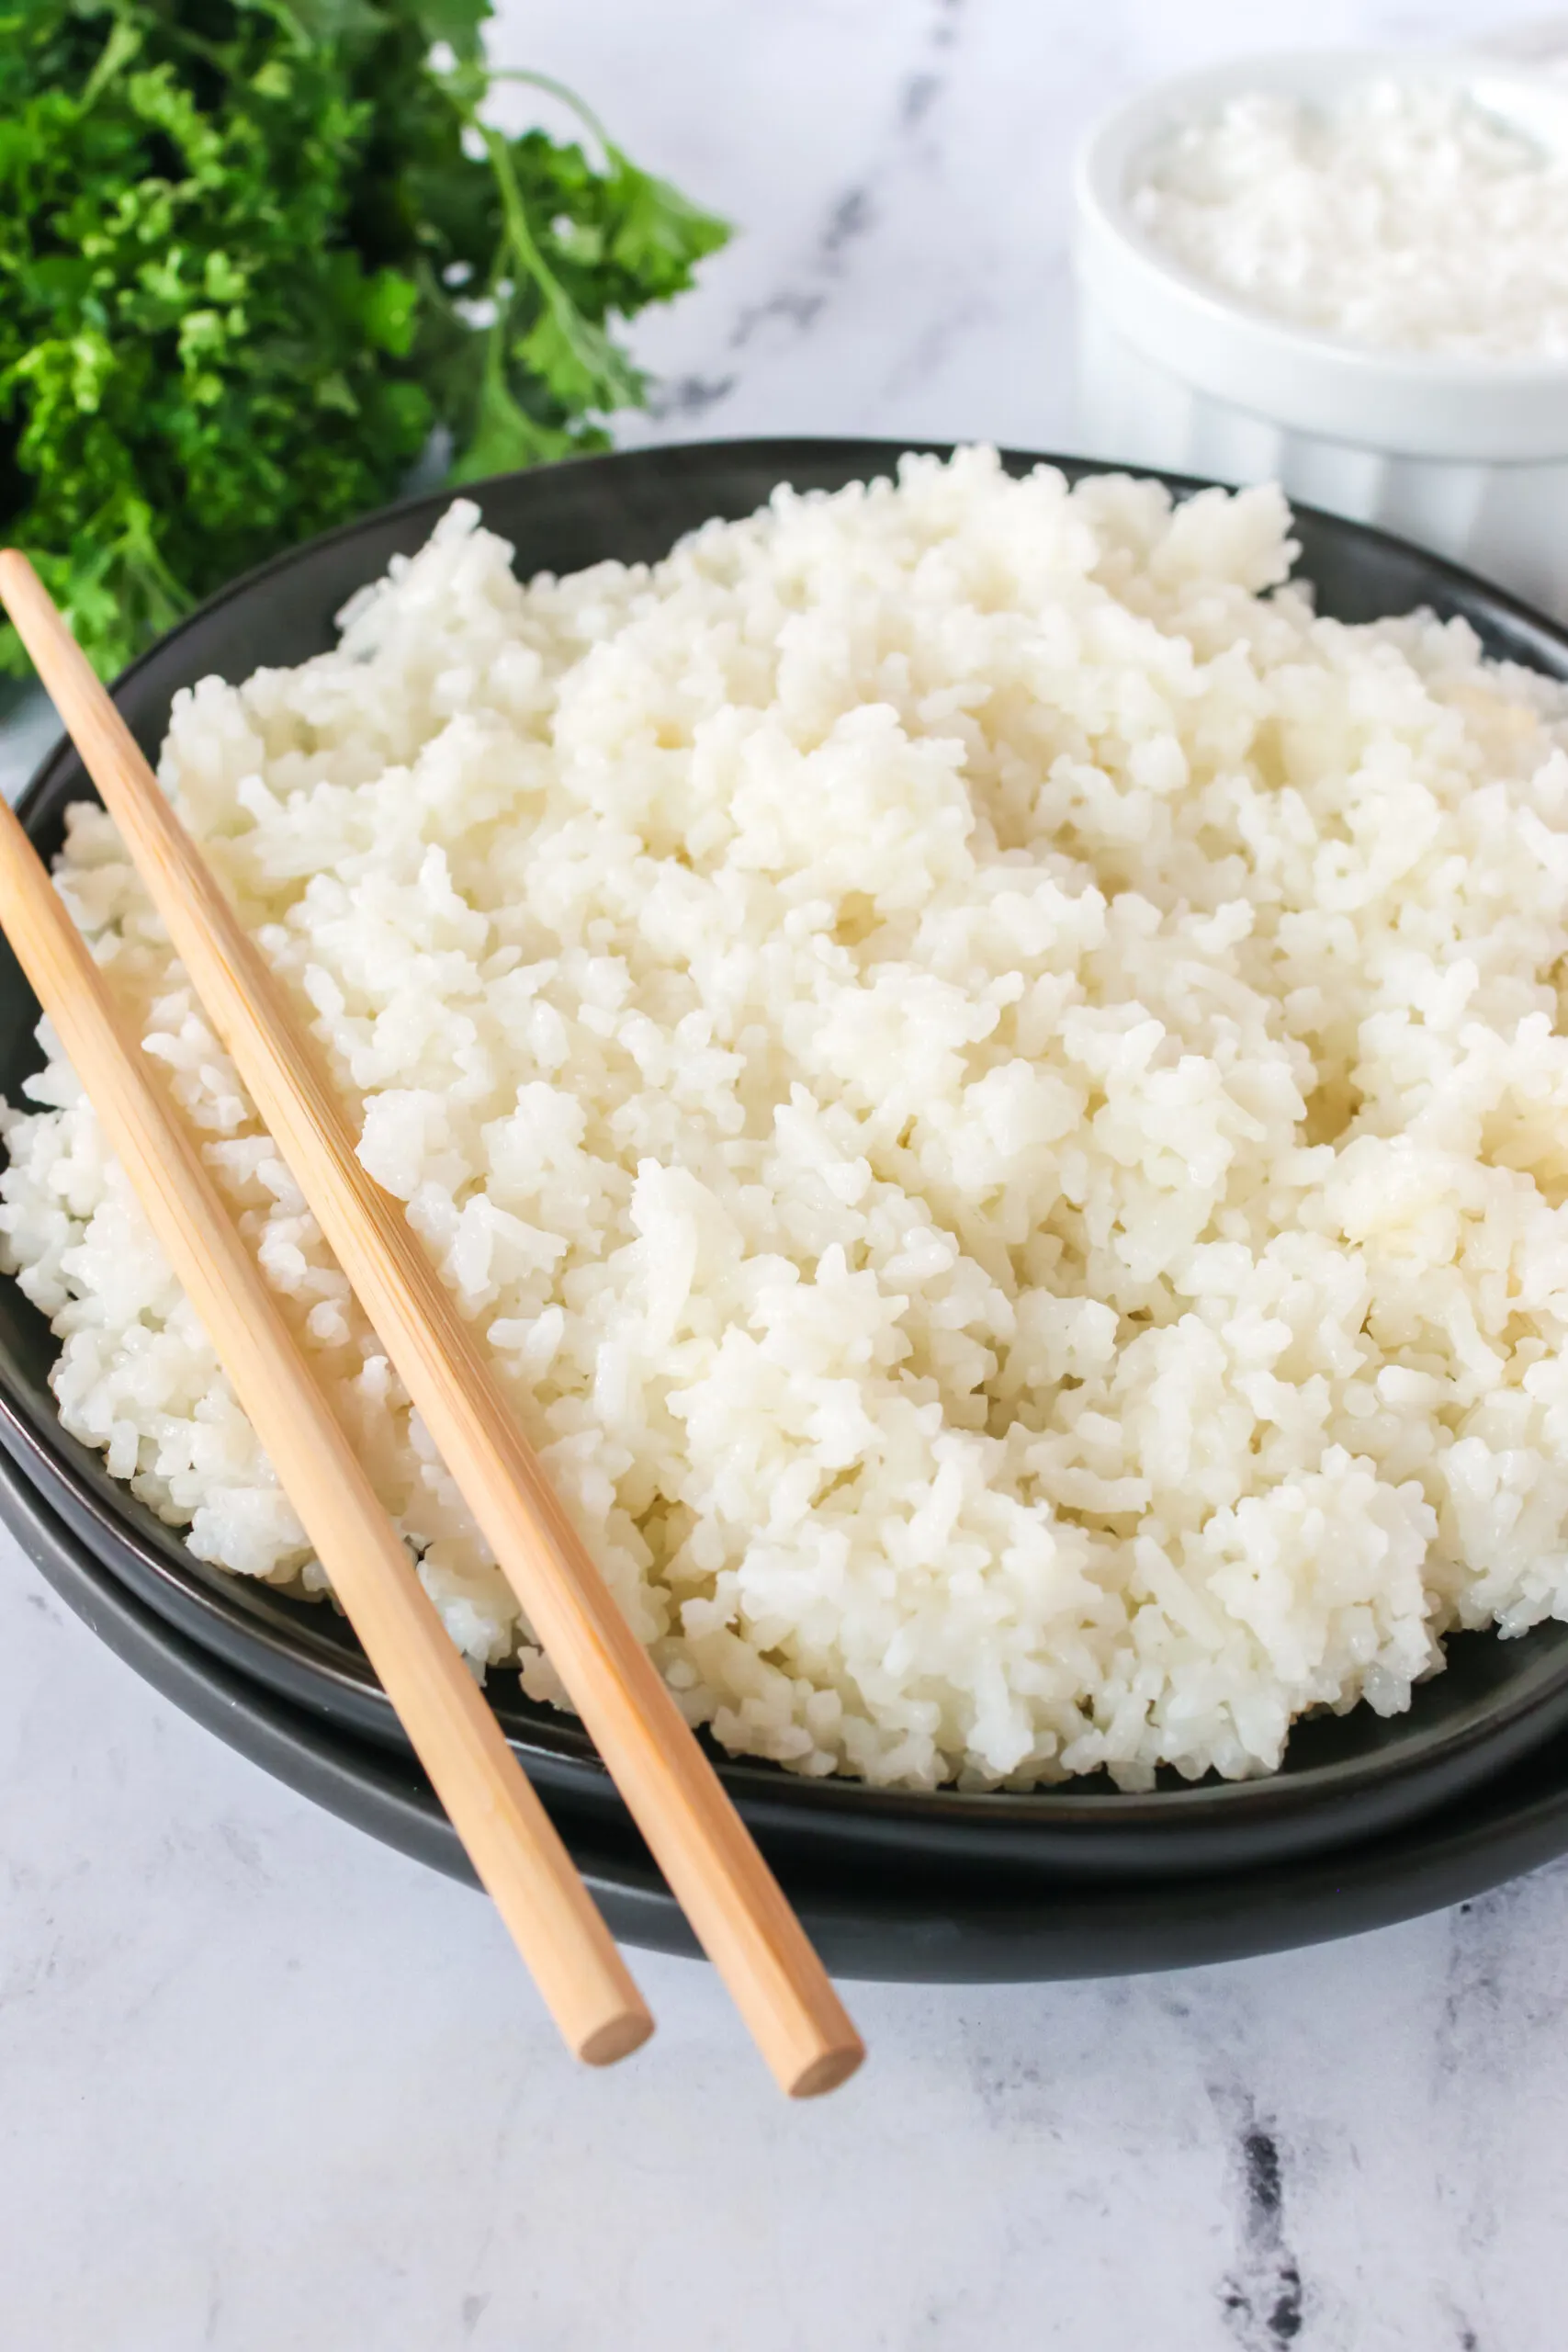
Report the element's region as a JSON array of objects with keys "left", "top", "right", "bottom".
[{"left": 0, "top": 0, "right": 729, "bottom": 678}]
